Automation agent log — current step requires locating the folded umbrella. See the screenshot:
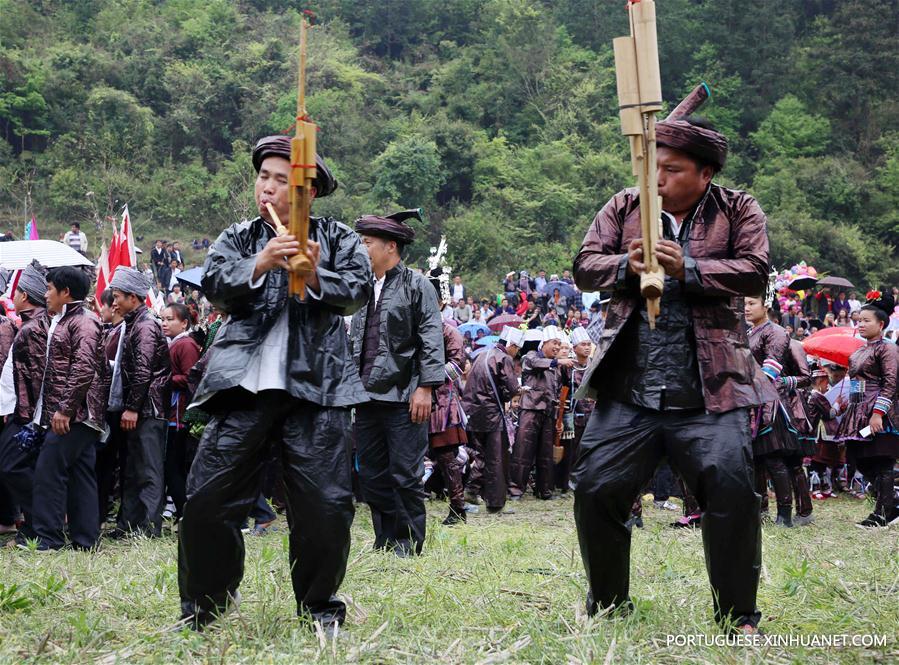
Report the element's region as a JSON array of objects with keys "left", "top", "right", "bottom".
[{"left": 802, "top": 327, "right": 863, "bottom": 367}]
